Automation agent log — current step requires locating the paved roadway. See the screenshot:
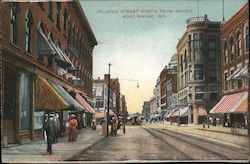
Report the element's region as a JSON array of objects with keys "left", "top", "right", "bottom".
[{"left": 73, "top": 124, "right": 249, "bottom": 162}]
